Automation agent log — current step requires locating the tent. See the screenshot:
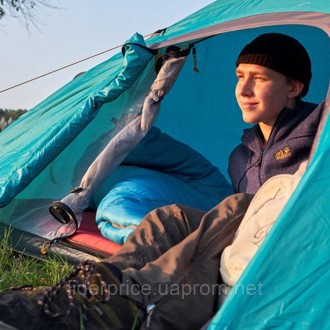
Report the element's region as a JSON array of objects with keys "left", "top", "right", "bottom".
[{"left": 0, "top": 0, "right": 329, "bottom": 328}]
